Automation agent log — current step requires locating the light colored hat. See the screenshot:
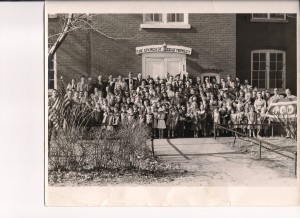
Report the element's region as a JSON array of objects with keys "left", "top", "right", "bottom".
[{"left": 158, "top": 107, "right": 165, "bottom": 112}]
